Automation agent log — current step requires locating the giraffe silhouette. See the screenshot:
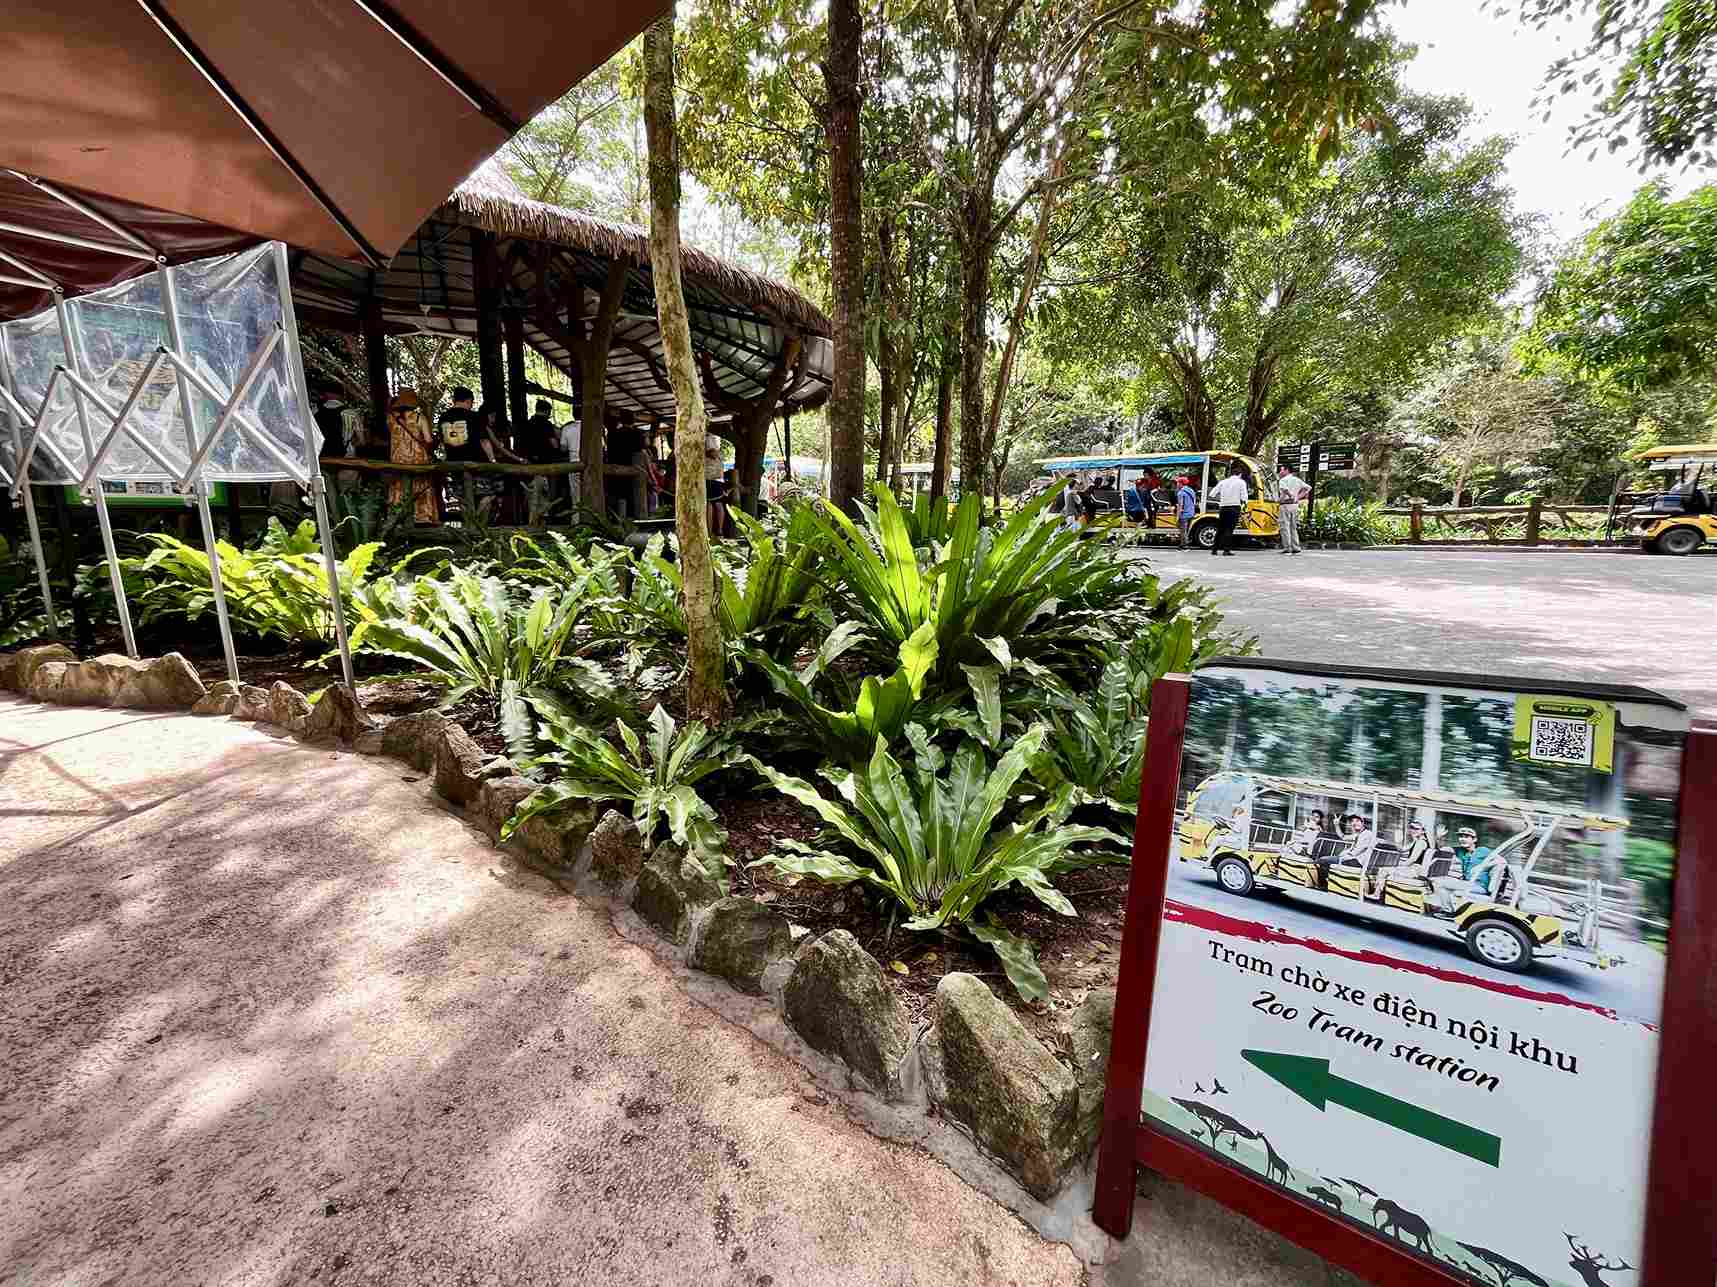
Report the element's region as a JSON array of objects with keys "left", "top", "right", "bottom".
[{"left": 1258, "top": 1133, "right": 1292, "bottom": 1186}]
